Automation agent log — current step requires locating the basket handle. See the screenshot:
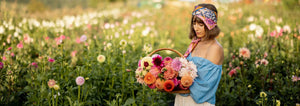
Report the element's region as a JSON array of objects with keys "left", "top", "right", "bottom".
[{"left": 148, "top": 48, "right": 184, "bottom": 57}]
